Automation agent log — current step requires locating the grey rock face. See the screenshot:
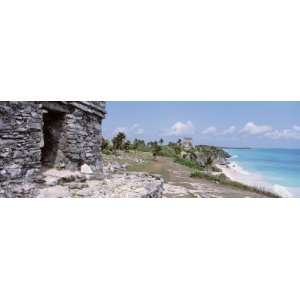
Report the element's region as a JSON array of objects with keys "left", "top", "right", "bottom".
[
  {"left": 0, "top": 101, "right": 106, "bottom": 197},
  {"left": 184, "top": 147, "right": 230, "bottom": 168},
  {"left": 37, "top": 168, "right": 164, "bottom": 198}
]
